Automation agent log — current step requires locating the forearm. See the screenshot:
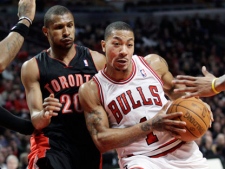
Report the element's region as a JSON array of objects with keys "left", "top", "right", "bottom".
[
  {"left": 0, "top": 106, "right": 34, "bottom": 135},
  {"left": 0, "top": 20, "right": 31, "bottom": 72},
  {"left": 93, "top": 121, "right": 152, "bottom": 153},
  {"left": 31, "top": 111, "right": 51, "bottom": 130}
]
